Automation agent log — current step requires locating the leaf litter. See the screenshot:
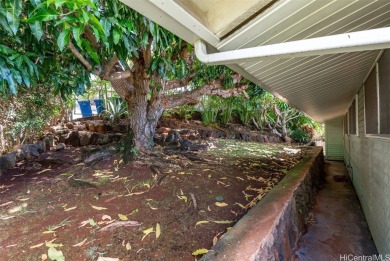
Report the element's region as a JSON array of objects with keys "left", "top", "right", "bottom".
[{"left": 0, "top": 136, "right": 307, "bottom": 261}]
